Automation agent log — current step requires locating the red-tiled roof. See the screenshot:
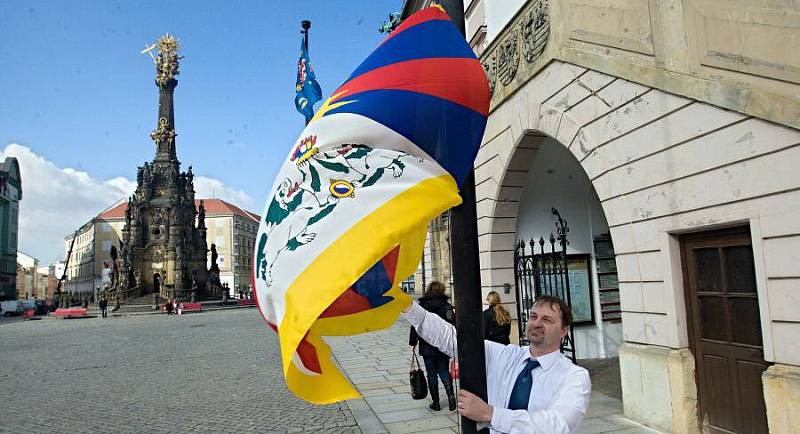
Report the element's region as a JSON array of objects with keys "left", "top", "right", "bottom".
[
  {"left": 97, "top": 198, "right": 260, "bottom": 222},
  {"left": 98, "top": 201, "right": 127, "bottom": 219}
]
